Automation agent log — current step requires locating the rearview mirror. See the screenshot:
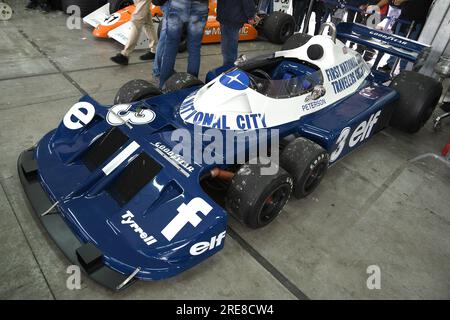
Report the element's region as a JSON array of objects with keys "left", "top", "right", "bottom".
[{"left": 305, "top": 85, "right": 326, "bottom": 102}]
